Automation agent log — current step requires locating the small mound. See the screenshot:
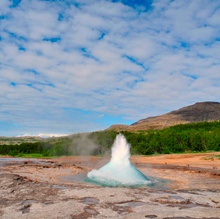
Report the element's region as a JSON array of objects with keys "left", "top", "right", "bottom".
[{"left": 86, "top": 163, "right": 151, "bottom": 187}]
